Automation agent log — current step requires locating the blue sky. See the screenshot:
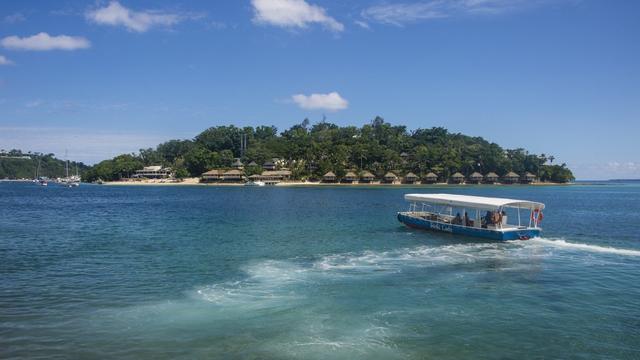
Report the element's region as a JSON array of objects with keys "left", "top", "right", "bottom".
[{"left": 0, "top": 0, "right": 638, "bottom": 179}]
